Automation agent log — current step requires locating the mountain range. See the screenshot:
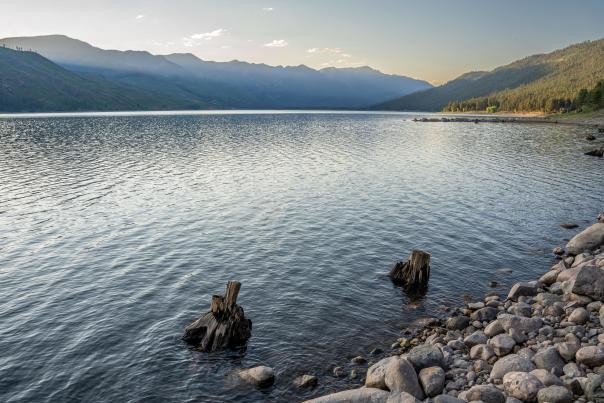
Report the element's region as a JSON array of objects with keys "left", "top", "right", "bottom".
[
  {"left": 374, "top": 38, "right": 604, "bottom": 112},
  {"left": 0, "top": 35, "right": 431, "bottom": 112}
]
